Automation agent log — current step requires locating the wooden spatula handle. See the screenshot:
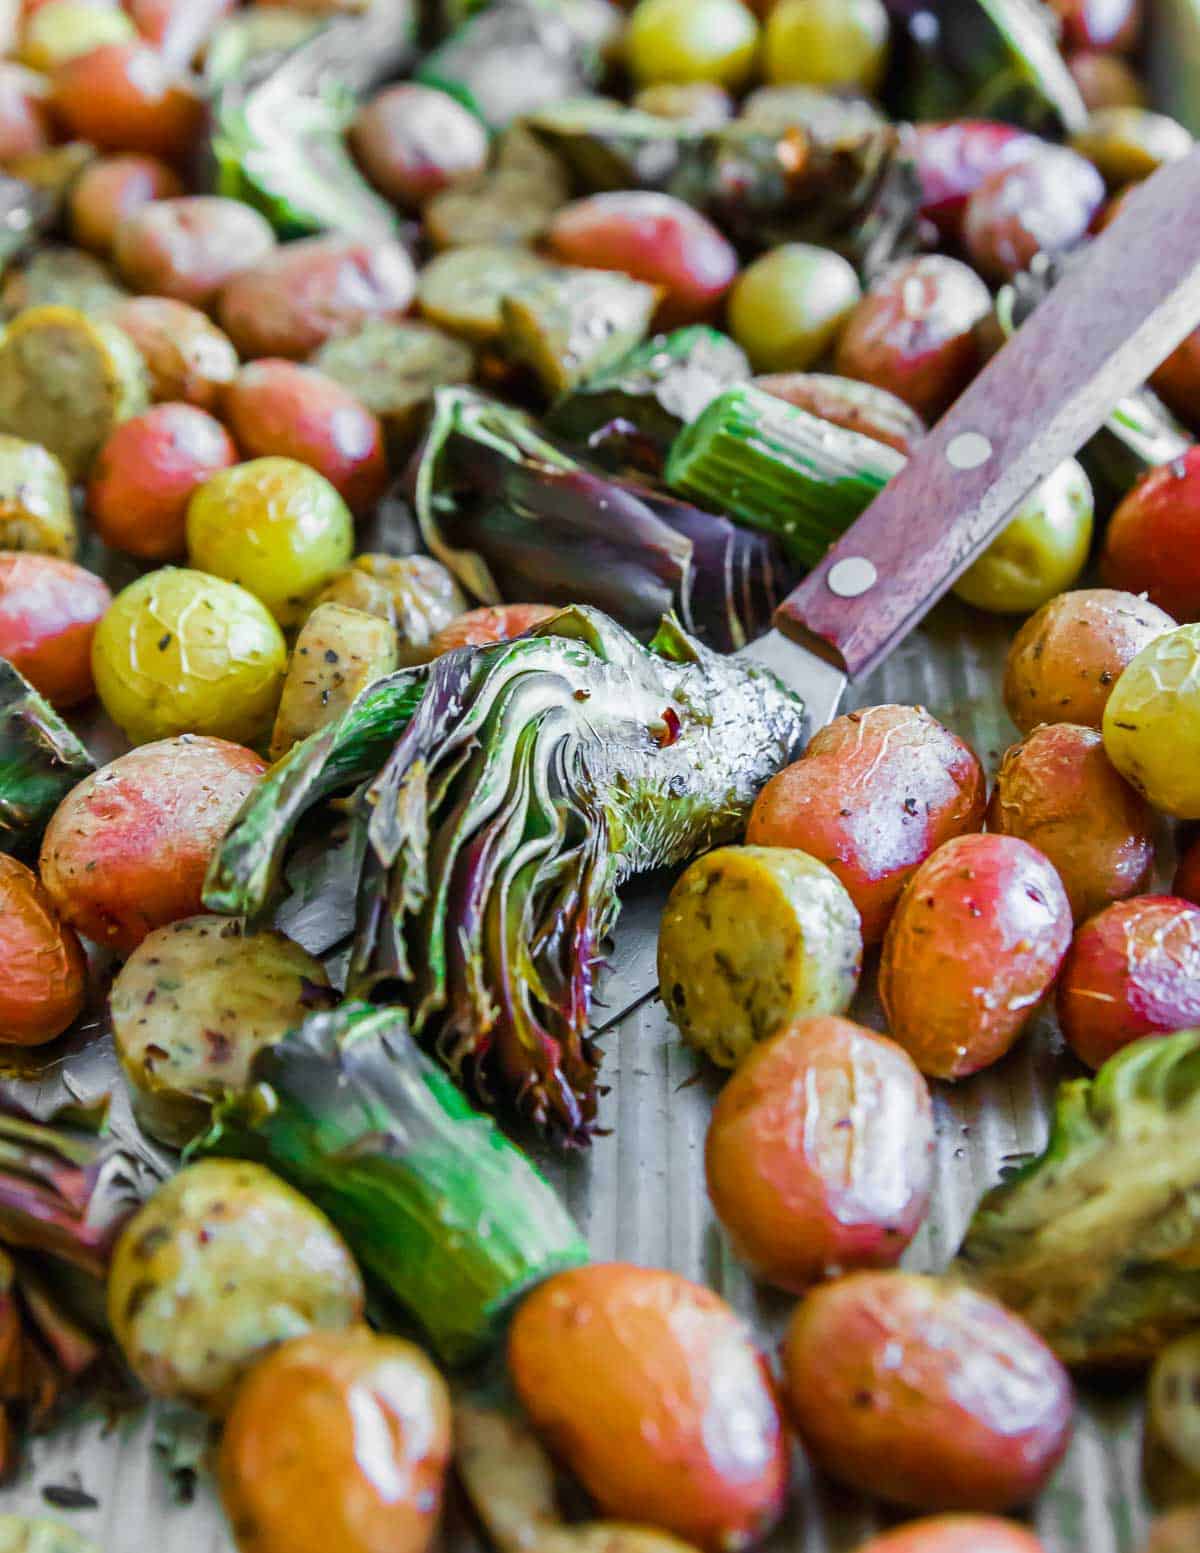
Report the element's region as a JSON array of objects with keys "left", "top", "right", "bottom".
[{"left": 774, "top": 150, "right": 1200, "bottom": 681}]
